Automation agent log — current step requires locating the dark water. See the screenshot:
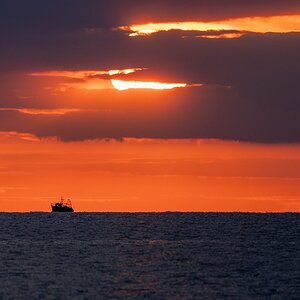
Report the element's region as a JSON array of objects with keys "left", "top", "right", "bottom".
[{"left": 0, "top": 213, "right": 299, "bottom": 299}]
